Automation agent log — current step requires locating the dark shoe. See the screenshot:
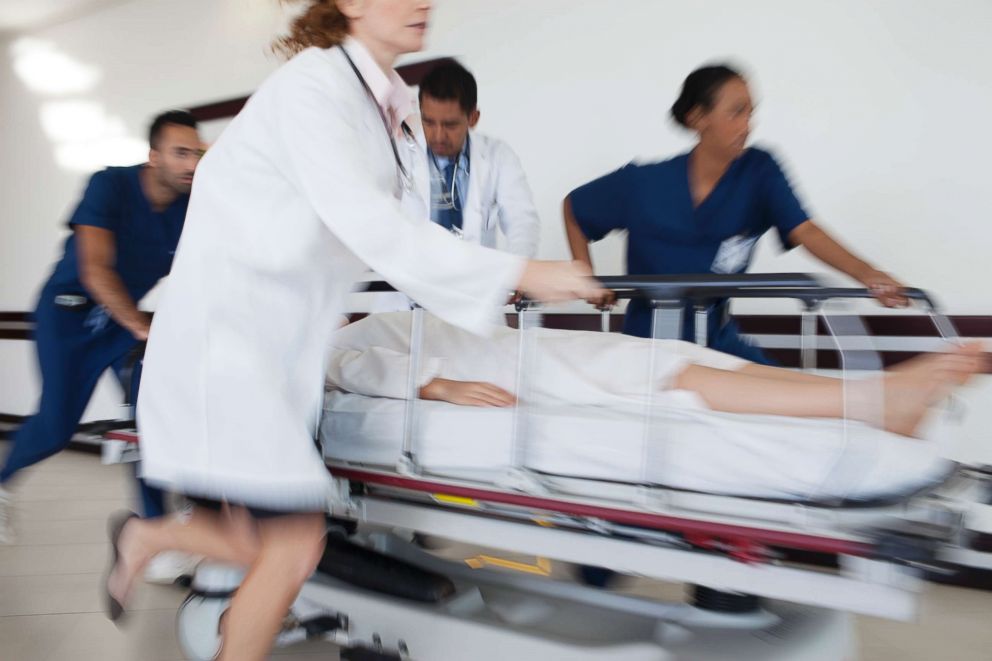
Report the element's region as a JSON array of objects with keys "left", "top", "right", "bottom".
[{"left": 105, "top": 511, "right": 139, "bottom": 623}]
